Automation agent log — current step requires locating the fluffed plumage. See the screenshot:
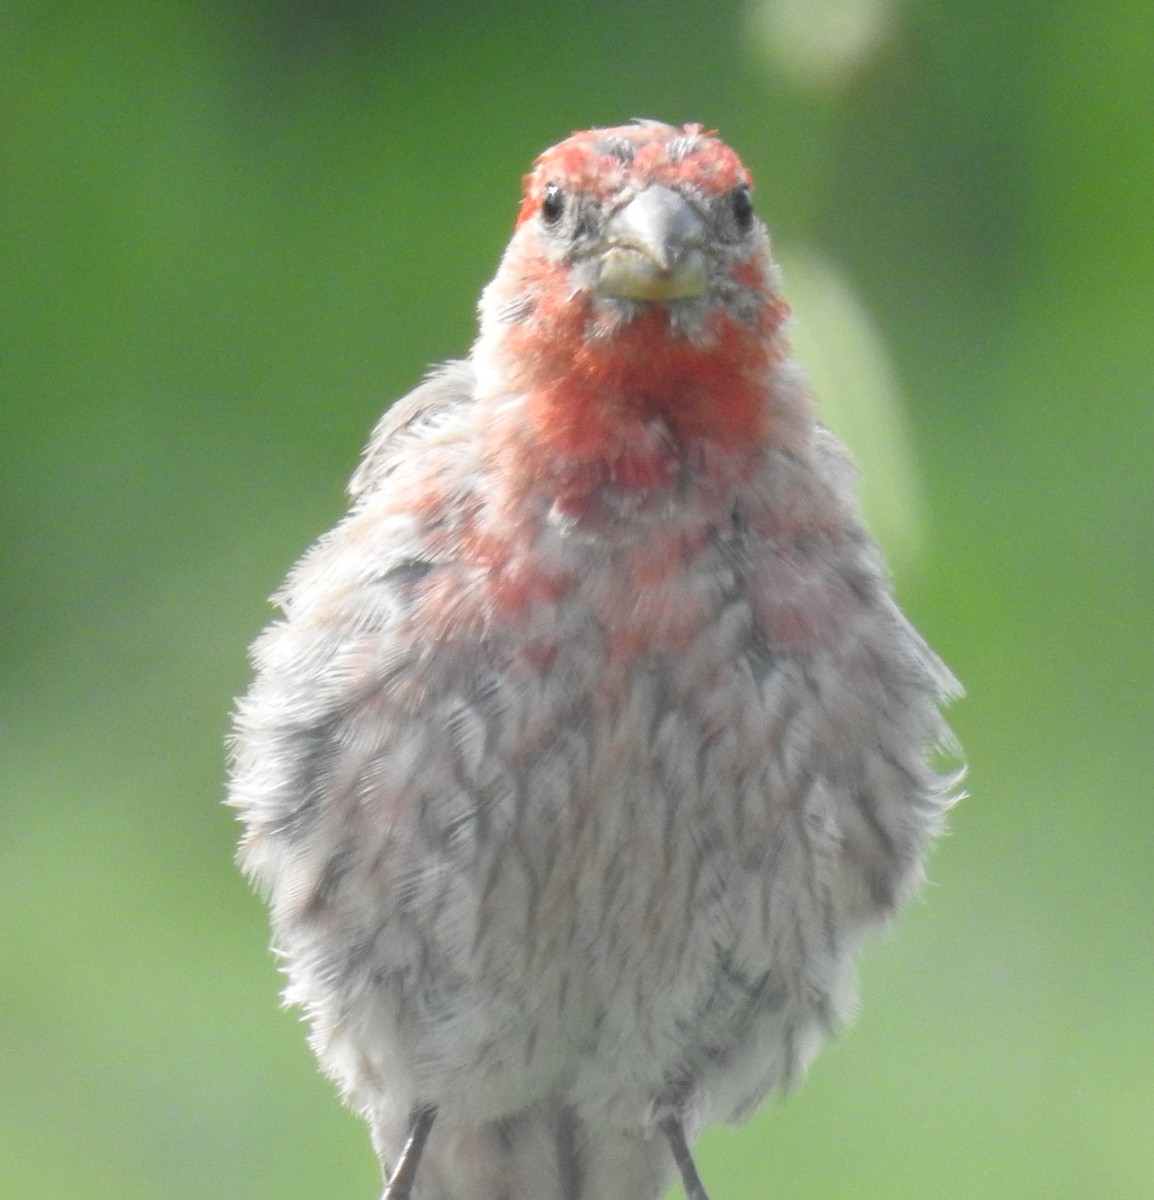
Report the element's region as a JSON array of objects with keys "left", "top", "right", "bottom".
[{"left": 229, "top": 120, "right": 962, "bottom": 1200}]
